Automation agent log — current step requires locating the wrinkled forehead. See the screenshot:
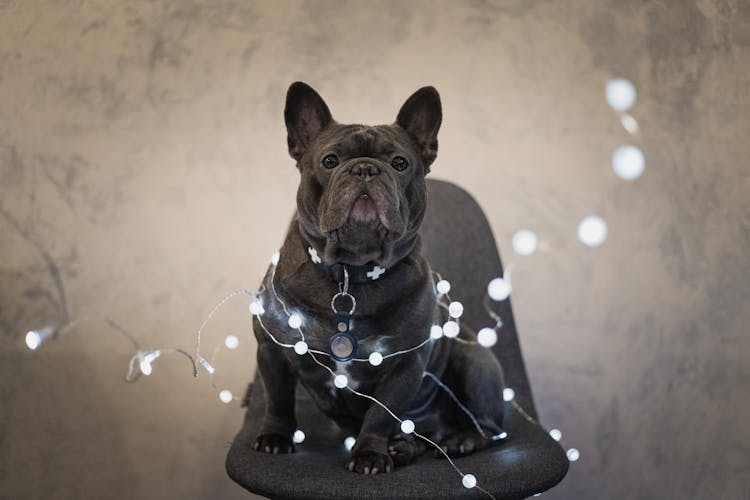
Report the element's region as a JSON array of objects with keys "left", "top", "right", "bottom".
[{"left": 318, "top": 124, "right": 411, "bottom": 156}]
